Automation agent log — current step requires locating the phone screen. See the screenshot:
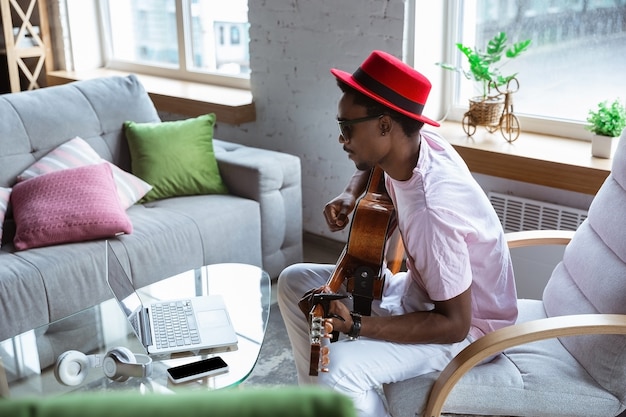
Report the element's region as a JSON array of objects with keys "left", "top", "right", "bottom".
[{"left": 167, "top": 356, "right": 228, "bottom": 382}]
